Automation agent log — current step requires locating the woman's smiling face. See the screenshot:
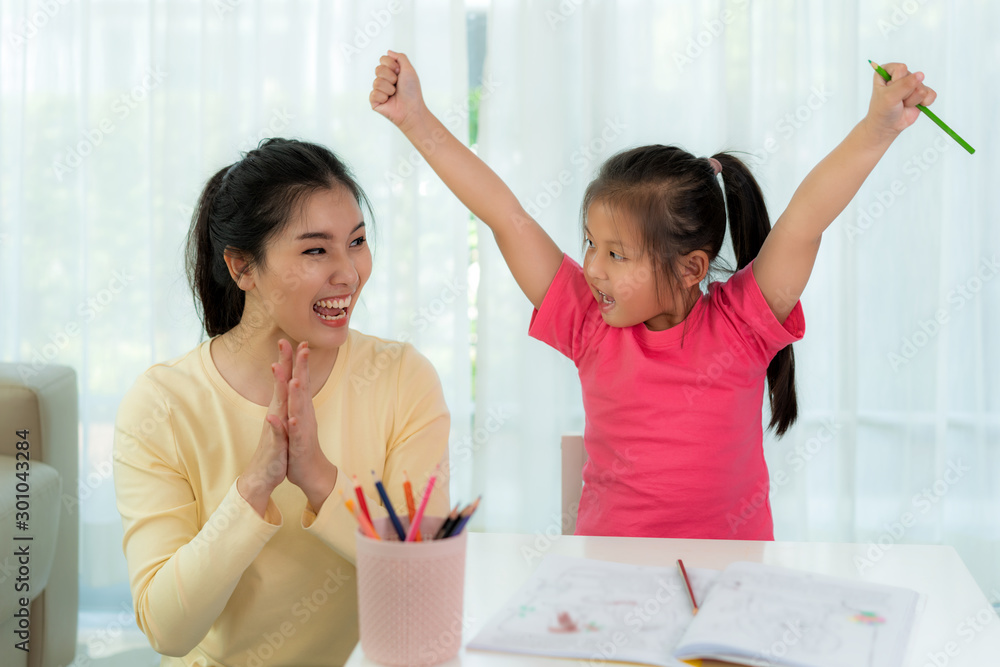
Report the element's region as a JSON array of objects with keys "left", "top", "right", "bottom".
[{"left": 247, "top": 185, "right": 372, "bottom": 349}]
